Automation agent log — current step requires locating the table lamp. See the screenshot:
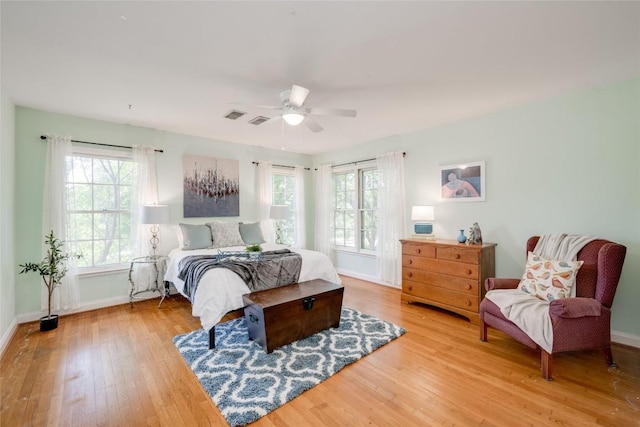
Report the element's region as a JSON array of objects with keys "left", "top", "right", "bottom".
[
  {"left": 270, "top": 205, "right": 289, "bottom": 244},
  {"left": 411, "top": 205, "right": 435, "bottom": 239},
  {"left": 140, "top": 204, "right": 170, "bottom": 257}
]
